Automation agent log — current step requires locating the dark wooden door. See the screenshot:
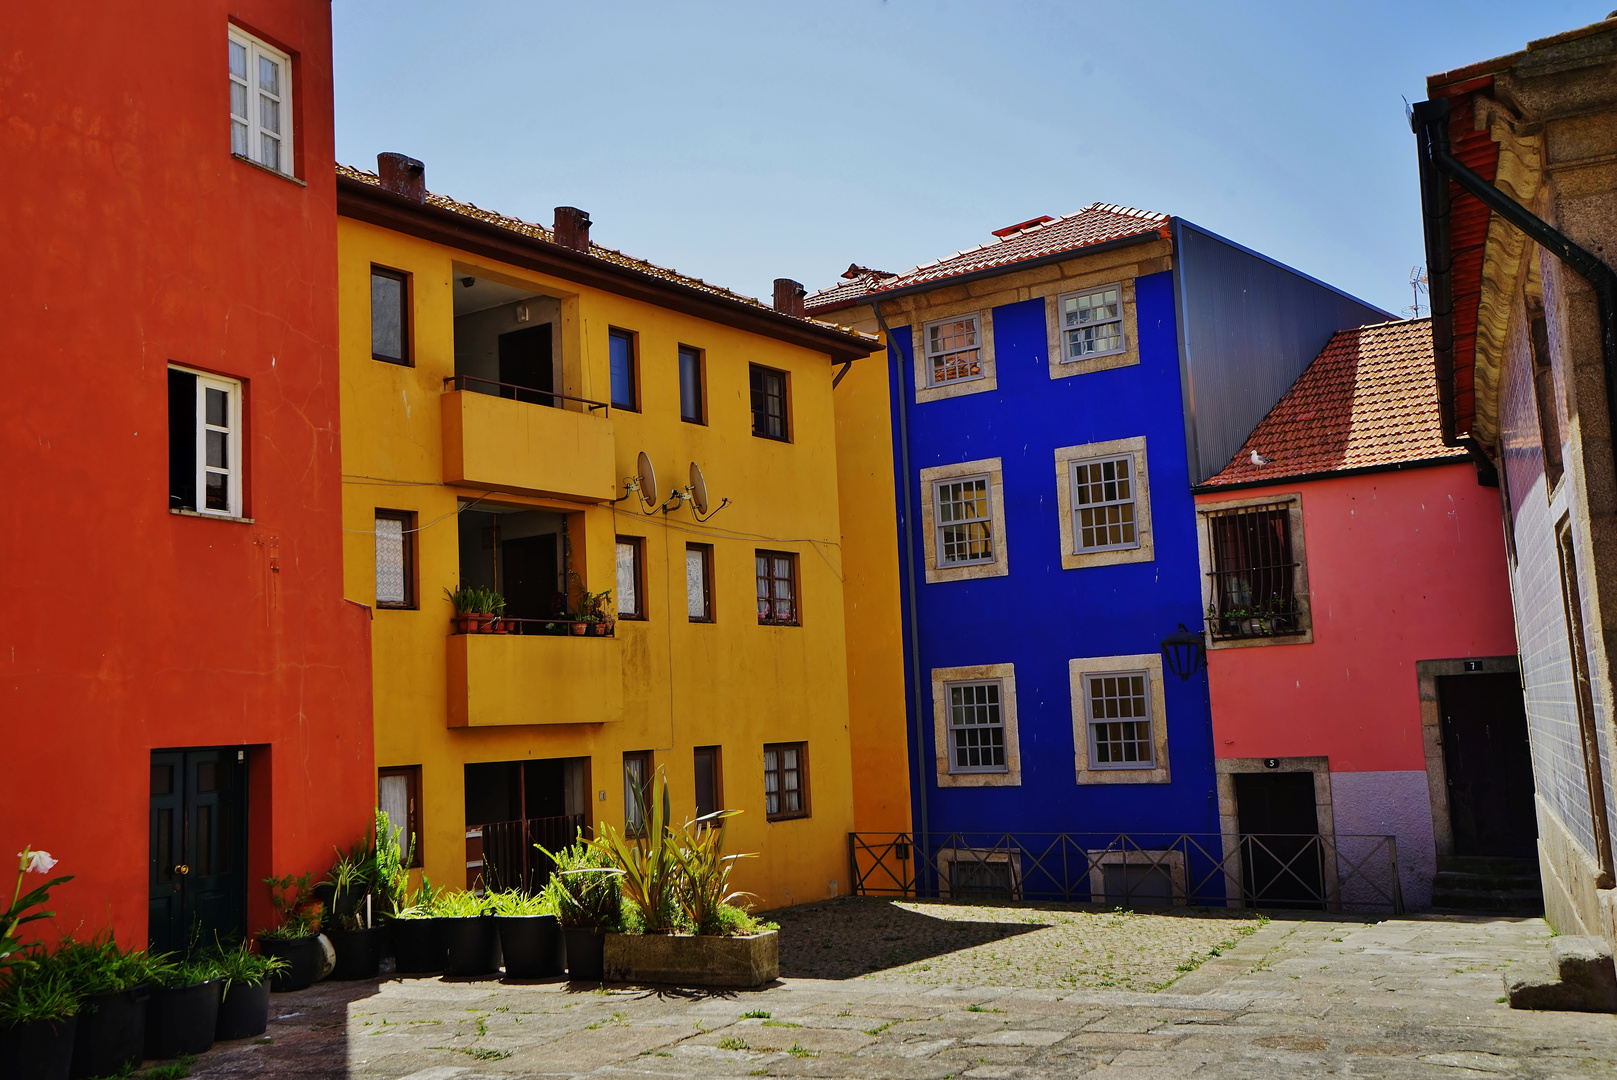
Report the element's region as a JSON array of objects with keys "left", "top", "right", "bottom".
[
  {"left": 1439, "top": 673, "right": 1537, "bottom": 858},
  {"left": 149, "top": 749, "right": 246, "bottom": 954},
  {"left": 498, "top": 324, "right": 554, "bottom": 405},
  {"left": 501, "top": 533, "right": 559, "bottom": 621},
  {"left": 1235, "top": 771, "right": 1325, "bottom": 909}
]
